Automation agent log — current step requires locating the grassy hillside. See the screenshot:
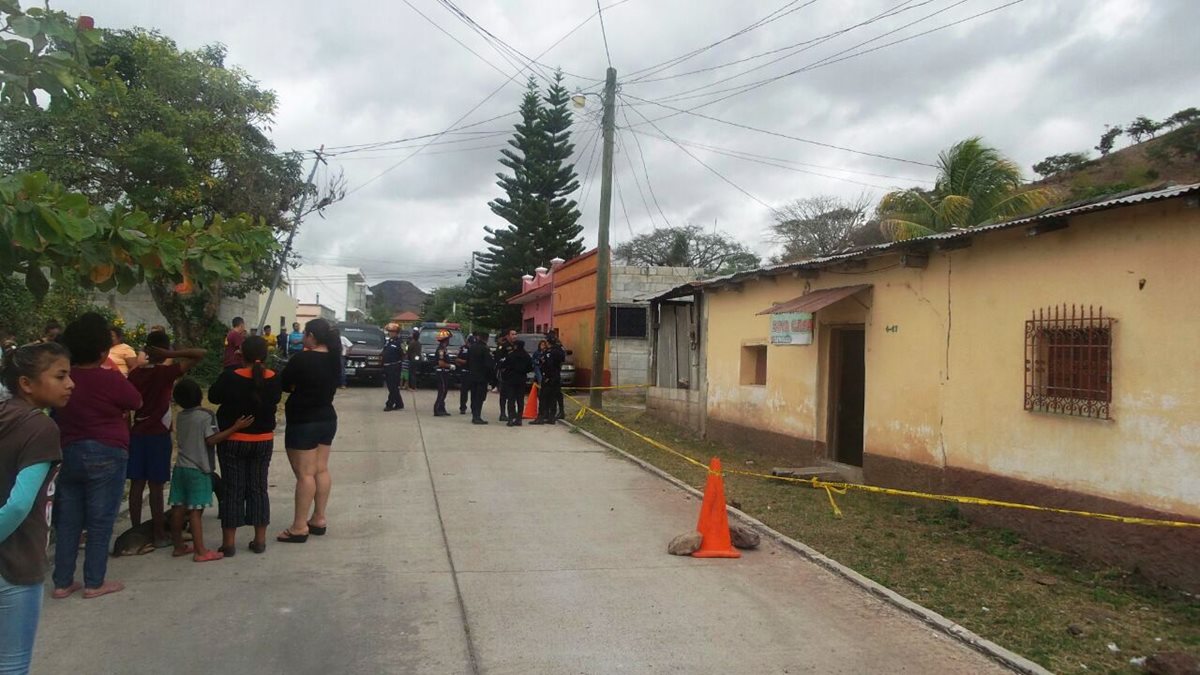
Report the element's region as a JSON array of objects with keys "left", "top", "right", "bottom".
[{"left": 1036, "top": 123, "right": 1200, "bottom": 202}]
